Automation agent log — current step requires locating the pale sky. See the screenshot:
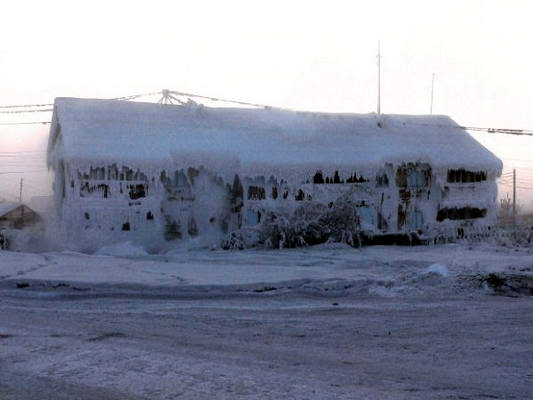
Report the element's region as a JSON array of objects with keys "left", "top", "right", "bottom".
[{"left": 1, "top": 0, "right": 533, "bottom": 206}]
